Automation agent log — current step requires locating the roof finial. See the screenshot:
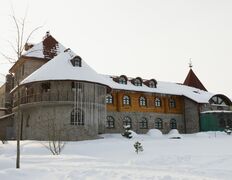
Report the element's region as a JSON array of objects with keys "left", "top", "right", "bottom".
[{"left": 189, "top": 58, "right": 193, "bottom": 69}]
